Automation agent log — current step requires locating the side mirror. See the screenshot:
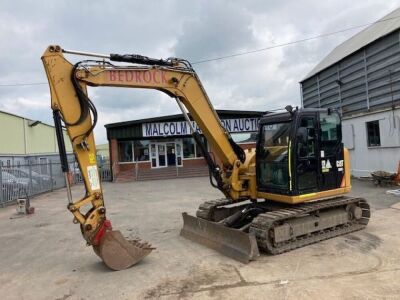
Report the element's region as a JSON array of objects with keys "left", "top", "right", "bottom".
[{"left": 296, "top": 127, "right": 308, "bottom": 143}]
